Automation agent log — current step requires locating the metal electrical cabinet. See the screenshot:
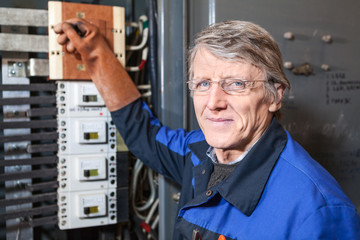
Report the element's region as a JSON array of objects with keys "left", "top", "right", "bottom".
[
  {"left": 1, "top": 0, "right": 360, "bottom": 240},
  {"left": 187, "top": 0, "right": 360, "bottom": 212},
  {"left": 0, "top": 1, "right": 142, "bottom": 239}
]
